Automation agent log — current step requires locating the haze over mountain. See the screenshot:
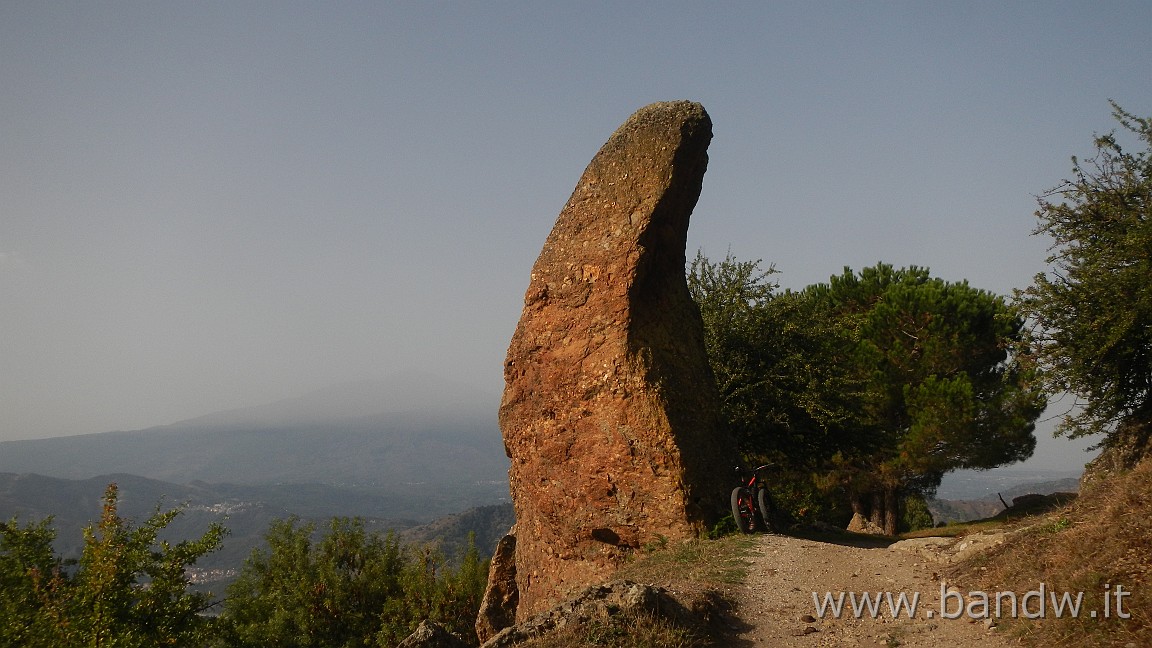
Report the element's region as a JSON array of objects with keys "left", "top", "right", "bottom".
[
  {"left": 0, "top": 374, "right": 507, "bottom": 487},
  {"left": 0, "top": 375, "right": 511, "bottom": 581}
]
